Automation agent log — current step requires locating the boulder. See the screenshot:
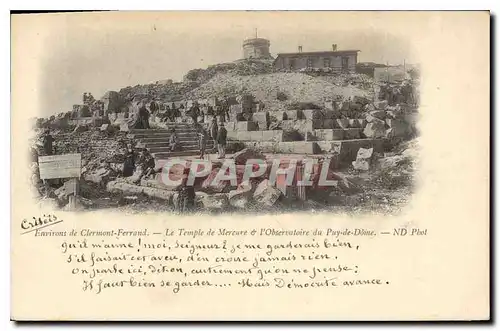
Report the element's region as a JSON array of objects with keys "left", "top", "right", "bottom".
[
  {"left": 120, "top": 124, "right": 130, "bottom": 132},
  {"left": 365, "top": 114, "right": 385, "bottom": 125},
  {"left": 231, "top": 148, "right": 266, "bottom": 165},
  {"left": 363, "top": 122, "right": 386, "bottom": 138},
  {"left": 197, "top": 192, "right": 229, "bottom": 210},
  {"left": 368, "top": 110, "right": 386, "bottom": 120},
  {"left": 84, "top": 167, "right": 116, "bottom": 186},
  {"left": 364, "top": 103, "right": 376, "bottom": 111},
  {"left": 374, "top": 100, "right": 389, "bottom": 110},
  {"left": 357, "top": 147, "right": 374, "bottom": 160},
  {"left": 253, "top": 179, "right": 282, "bottom": 207},
  {"left": 352, "top": 159, "right": 370, "bottom": 171},
  {"left": 228, "top": 181, "right": 256, "bottom": 208}
]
